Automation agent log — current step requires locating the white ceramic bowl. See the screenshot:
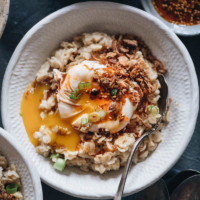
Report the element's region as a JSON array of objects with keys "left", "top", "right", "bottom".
[
  {"left": 141, "top": 0, "right": 200, "bottom": 36},
  {"left": 1, "top": 2, "right": 199, "bottom": 199},
  {"left": 0, "top": 128, "right": 43, "bottom": 200},
  {"left": 0, "top": 0, "right": 9, "bottom": 38}
]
